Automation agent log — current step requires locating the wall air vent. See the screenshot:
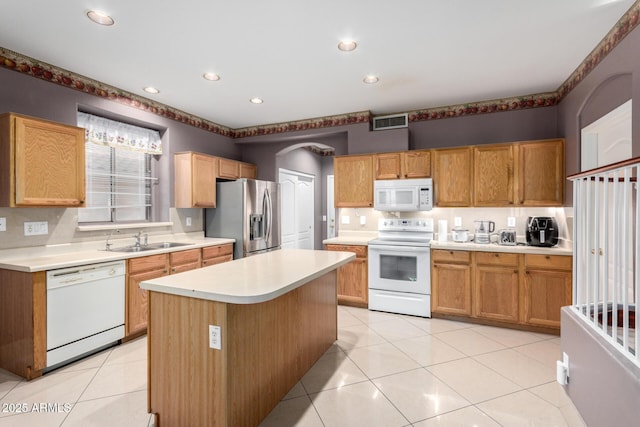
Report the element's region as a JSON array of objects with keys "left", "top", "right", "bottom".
[{"left": 372, "top": 113, "right": 408, "bottom": 131}]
